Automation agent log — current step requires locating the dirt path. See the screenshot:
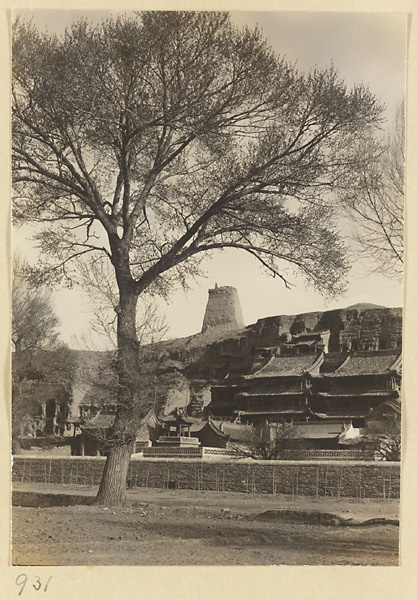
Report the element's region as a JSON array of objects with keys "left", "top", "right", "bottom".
[{"left": 11, "top": 485, "right": 400, "bottom": 566}]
